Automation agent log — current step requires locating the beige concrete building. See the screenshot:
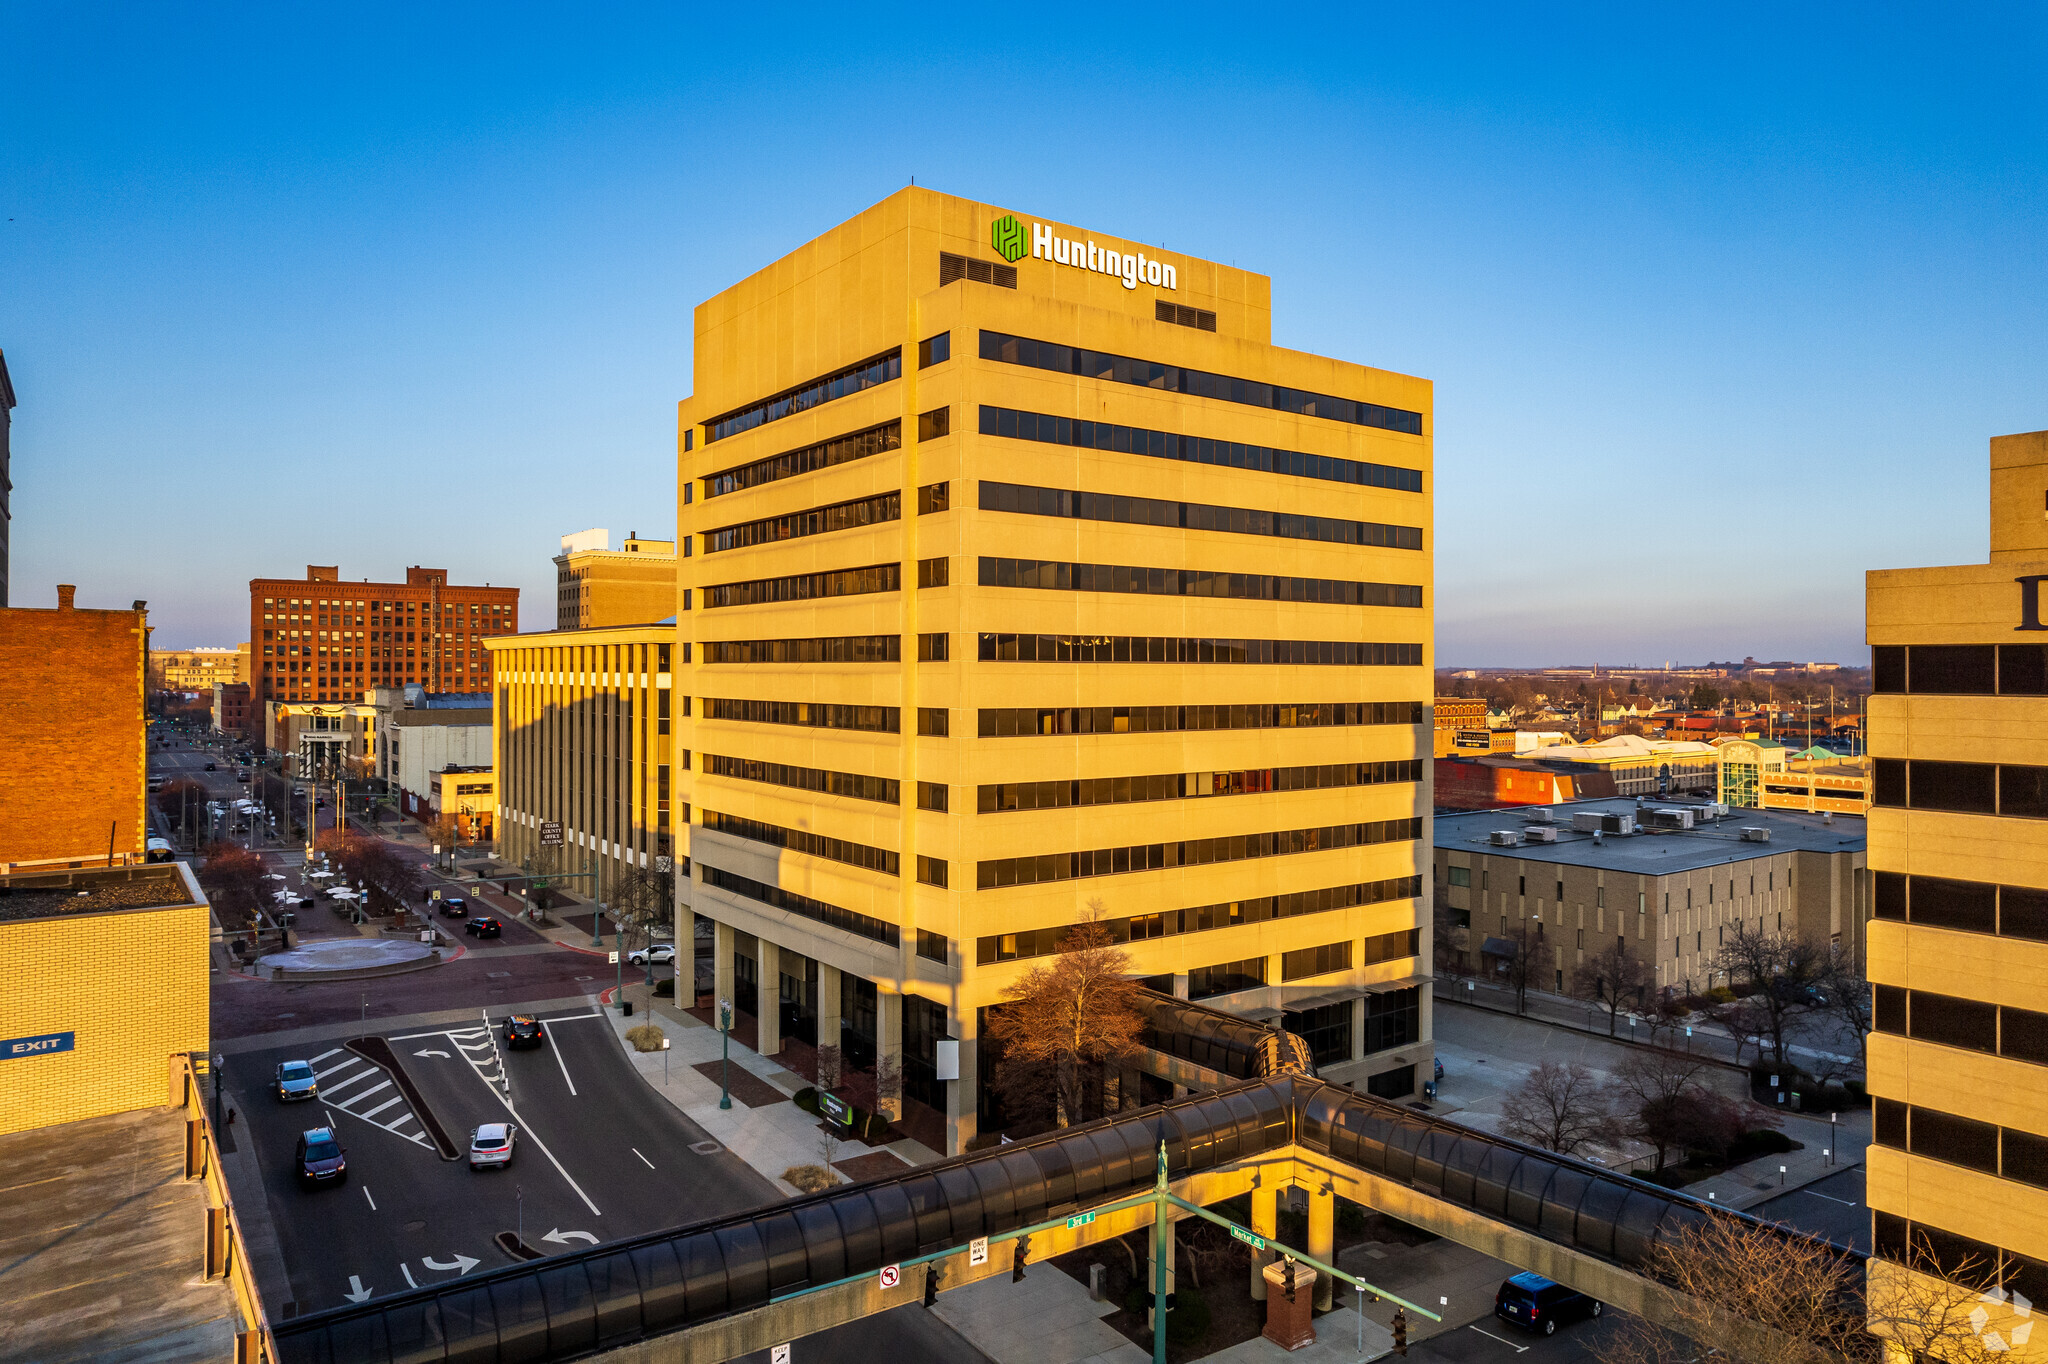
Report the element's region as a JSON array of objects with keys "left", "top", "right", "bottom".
[
  {"left": 673, "top": 188, "right": 1433, "bottom": 1153},
  {"left": 1435, "top": 796, "right": 1867, "bottom": 993},
  {"left": 555, "top": 528, "right": 681, "bottom": 630},
  {"left": 1865, "top": 427, "right": 2048, "bottom": 1356},
  {"left": 149, "top": 644, "right": 247, "bottom": 691}
]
